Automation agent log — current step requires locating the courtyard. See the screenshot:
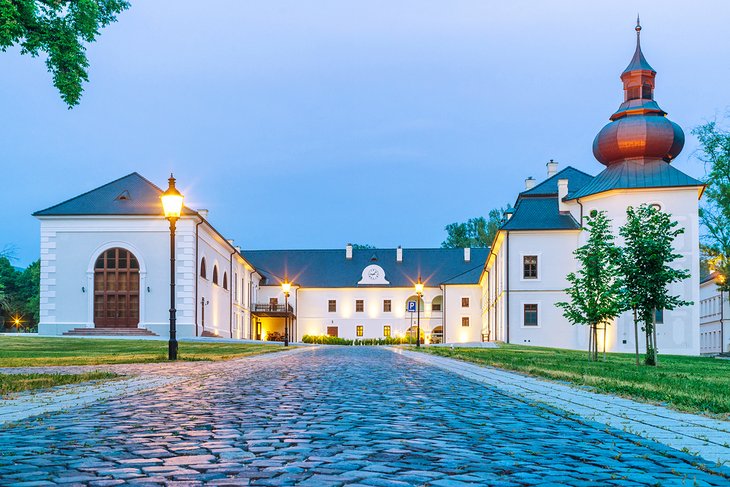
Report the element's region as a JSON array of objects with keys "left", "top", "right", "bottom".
[{"left": 1, "top": 346, "right": 729, "bottom": 486}]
